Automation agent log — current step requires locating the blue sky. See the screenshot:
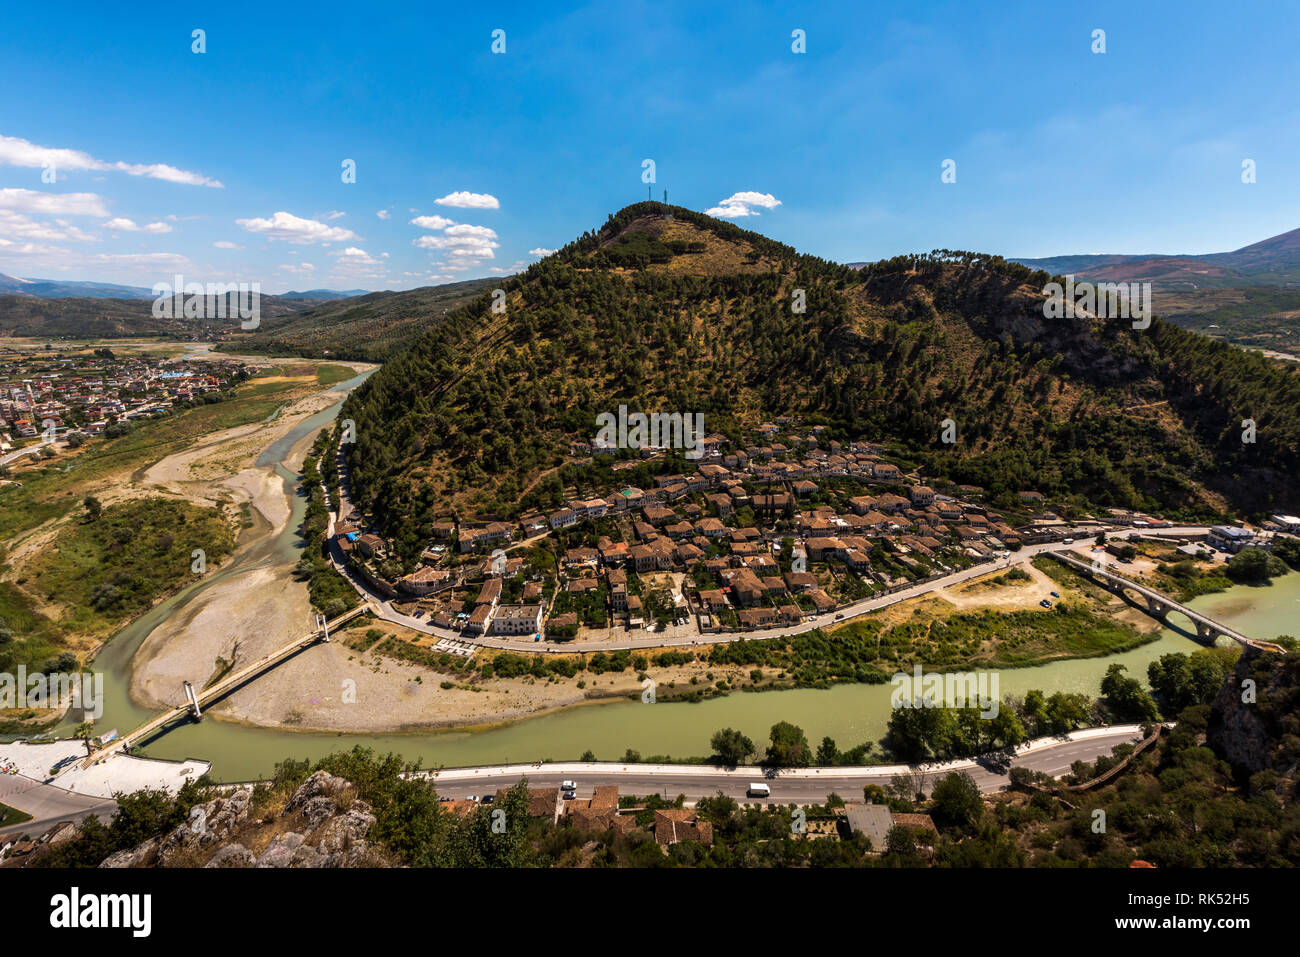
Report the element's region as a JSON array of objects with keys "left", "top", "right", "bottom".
[{"left": 2, "top": 0, "right": 1298, "bottom": 293}]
